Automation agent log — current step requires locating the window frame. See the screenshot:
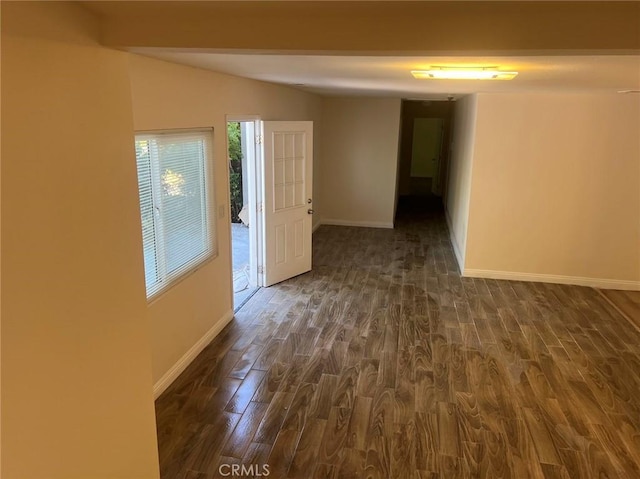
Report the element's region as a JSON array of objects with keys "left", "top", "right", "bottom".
[{"left": 134, "top": 127, "right": 217, "bottom": 301}]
